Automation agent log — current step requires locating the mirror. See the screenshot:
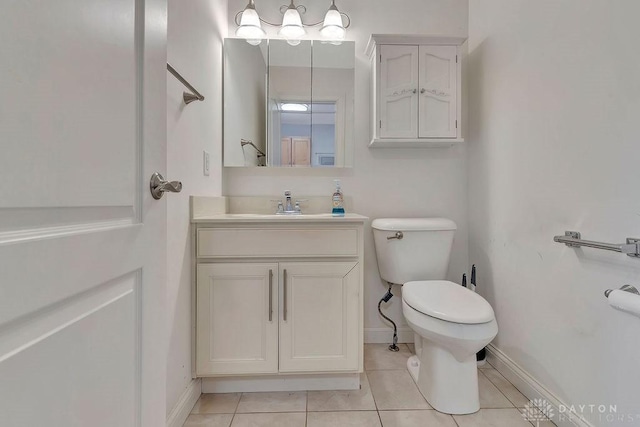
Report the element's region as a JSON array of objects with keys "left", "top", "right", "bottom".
[{"left": 223, "top": 39, "right": 355, "bottom": 168}]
